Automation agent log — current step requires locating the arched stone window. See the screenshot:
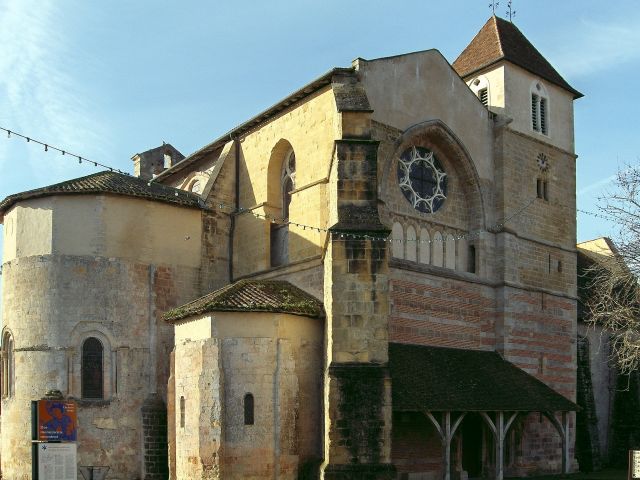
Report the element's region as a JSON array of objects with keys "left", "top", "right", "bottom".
[
  {"left": 244, "top": 393, "right": 254, "bottom": 425},
  {"left": 432, "top": 231, "right": 443, "bottom": 267},
  {"left": 271, "top": 149, "right": 295, "bottom": 267},
  {"left": 1, "top": 330, "right": 14, "bottom": 398},
  {"left": 391, "top": 222, "right": 404, "bottom": 259},
  {"left": 189, "top": 179, "right": 202, "bottom": 194},
  {"left": 419, "top": 228, "right": 430, "bottom": 264},
  {"left": 82, "top": 337, "right": 104, "bottom": 399},
  {"left": 406, "top": 226, "right": 417, "bottom": 262}
]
